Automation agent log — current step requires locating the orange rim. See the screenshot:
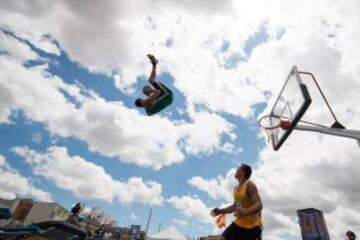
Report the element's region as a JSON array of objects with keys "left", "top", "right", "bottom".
[{"left": 258, "top": 115, "right": 281, "bottom": 130}]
